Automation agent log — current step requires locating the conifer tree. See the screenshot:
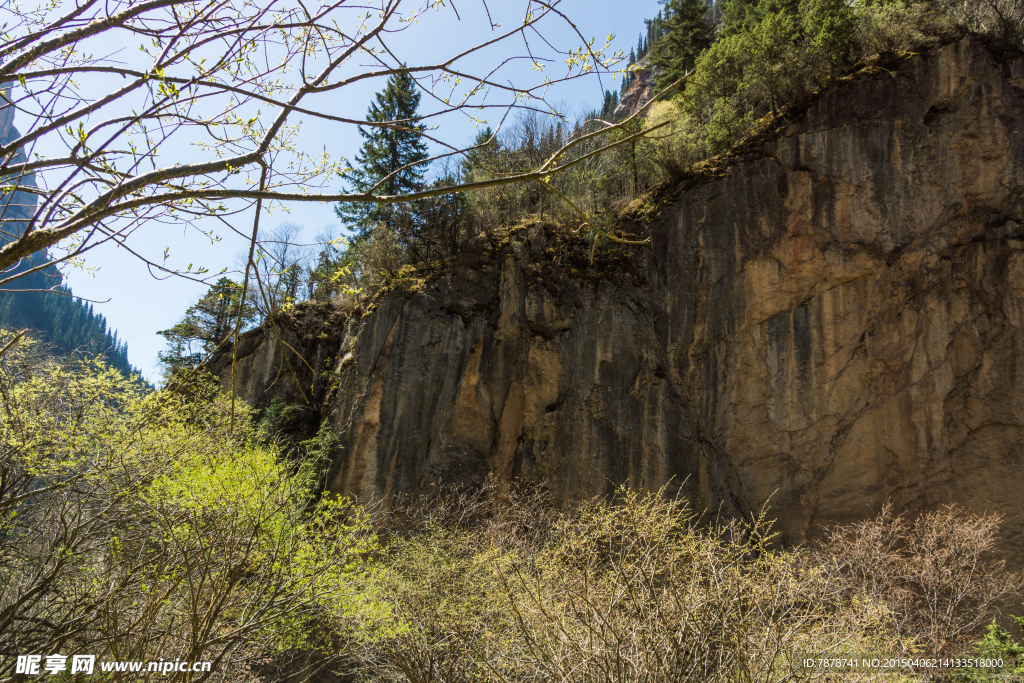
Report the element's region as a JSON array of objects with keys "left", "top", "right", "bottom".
[
  {"left": 460, "top": 127, "right": 499, "bottom": 181},
  {"left": 651, "top": 0, "right": 715, "bottom": 91},
  {"left": 719, "top": 0, "right": 801, "bottom": 37},
  {"left": 157, "top": 277, "right": 255, "bottom": 375},
  {"left": 600, "top": 90, "right": 620, "bottom": 118},
  {"left": 335, "top": 72, "right": 429, "bottom": 243},
  {"left": 0, "top": 266, "right": 143, "bottom": 380}
]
